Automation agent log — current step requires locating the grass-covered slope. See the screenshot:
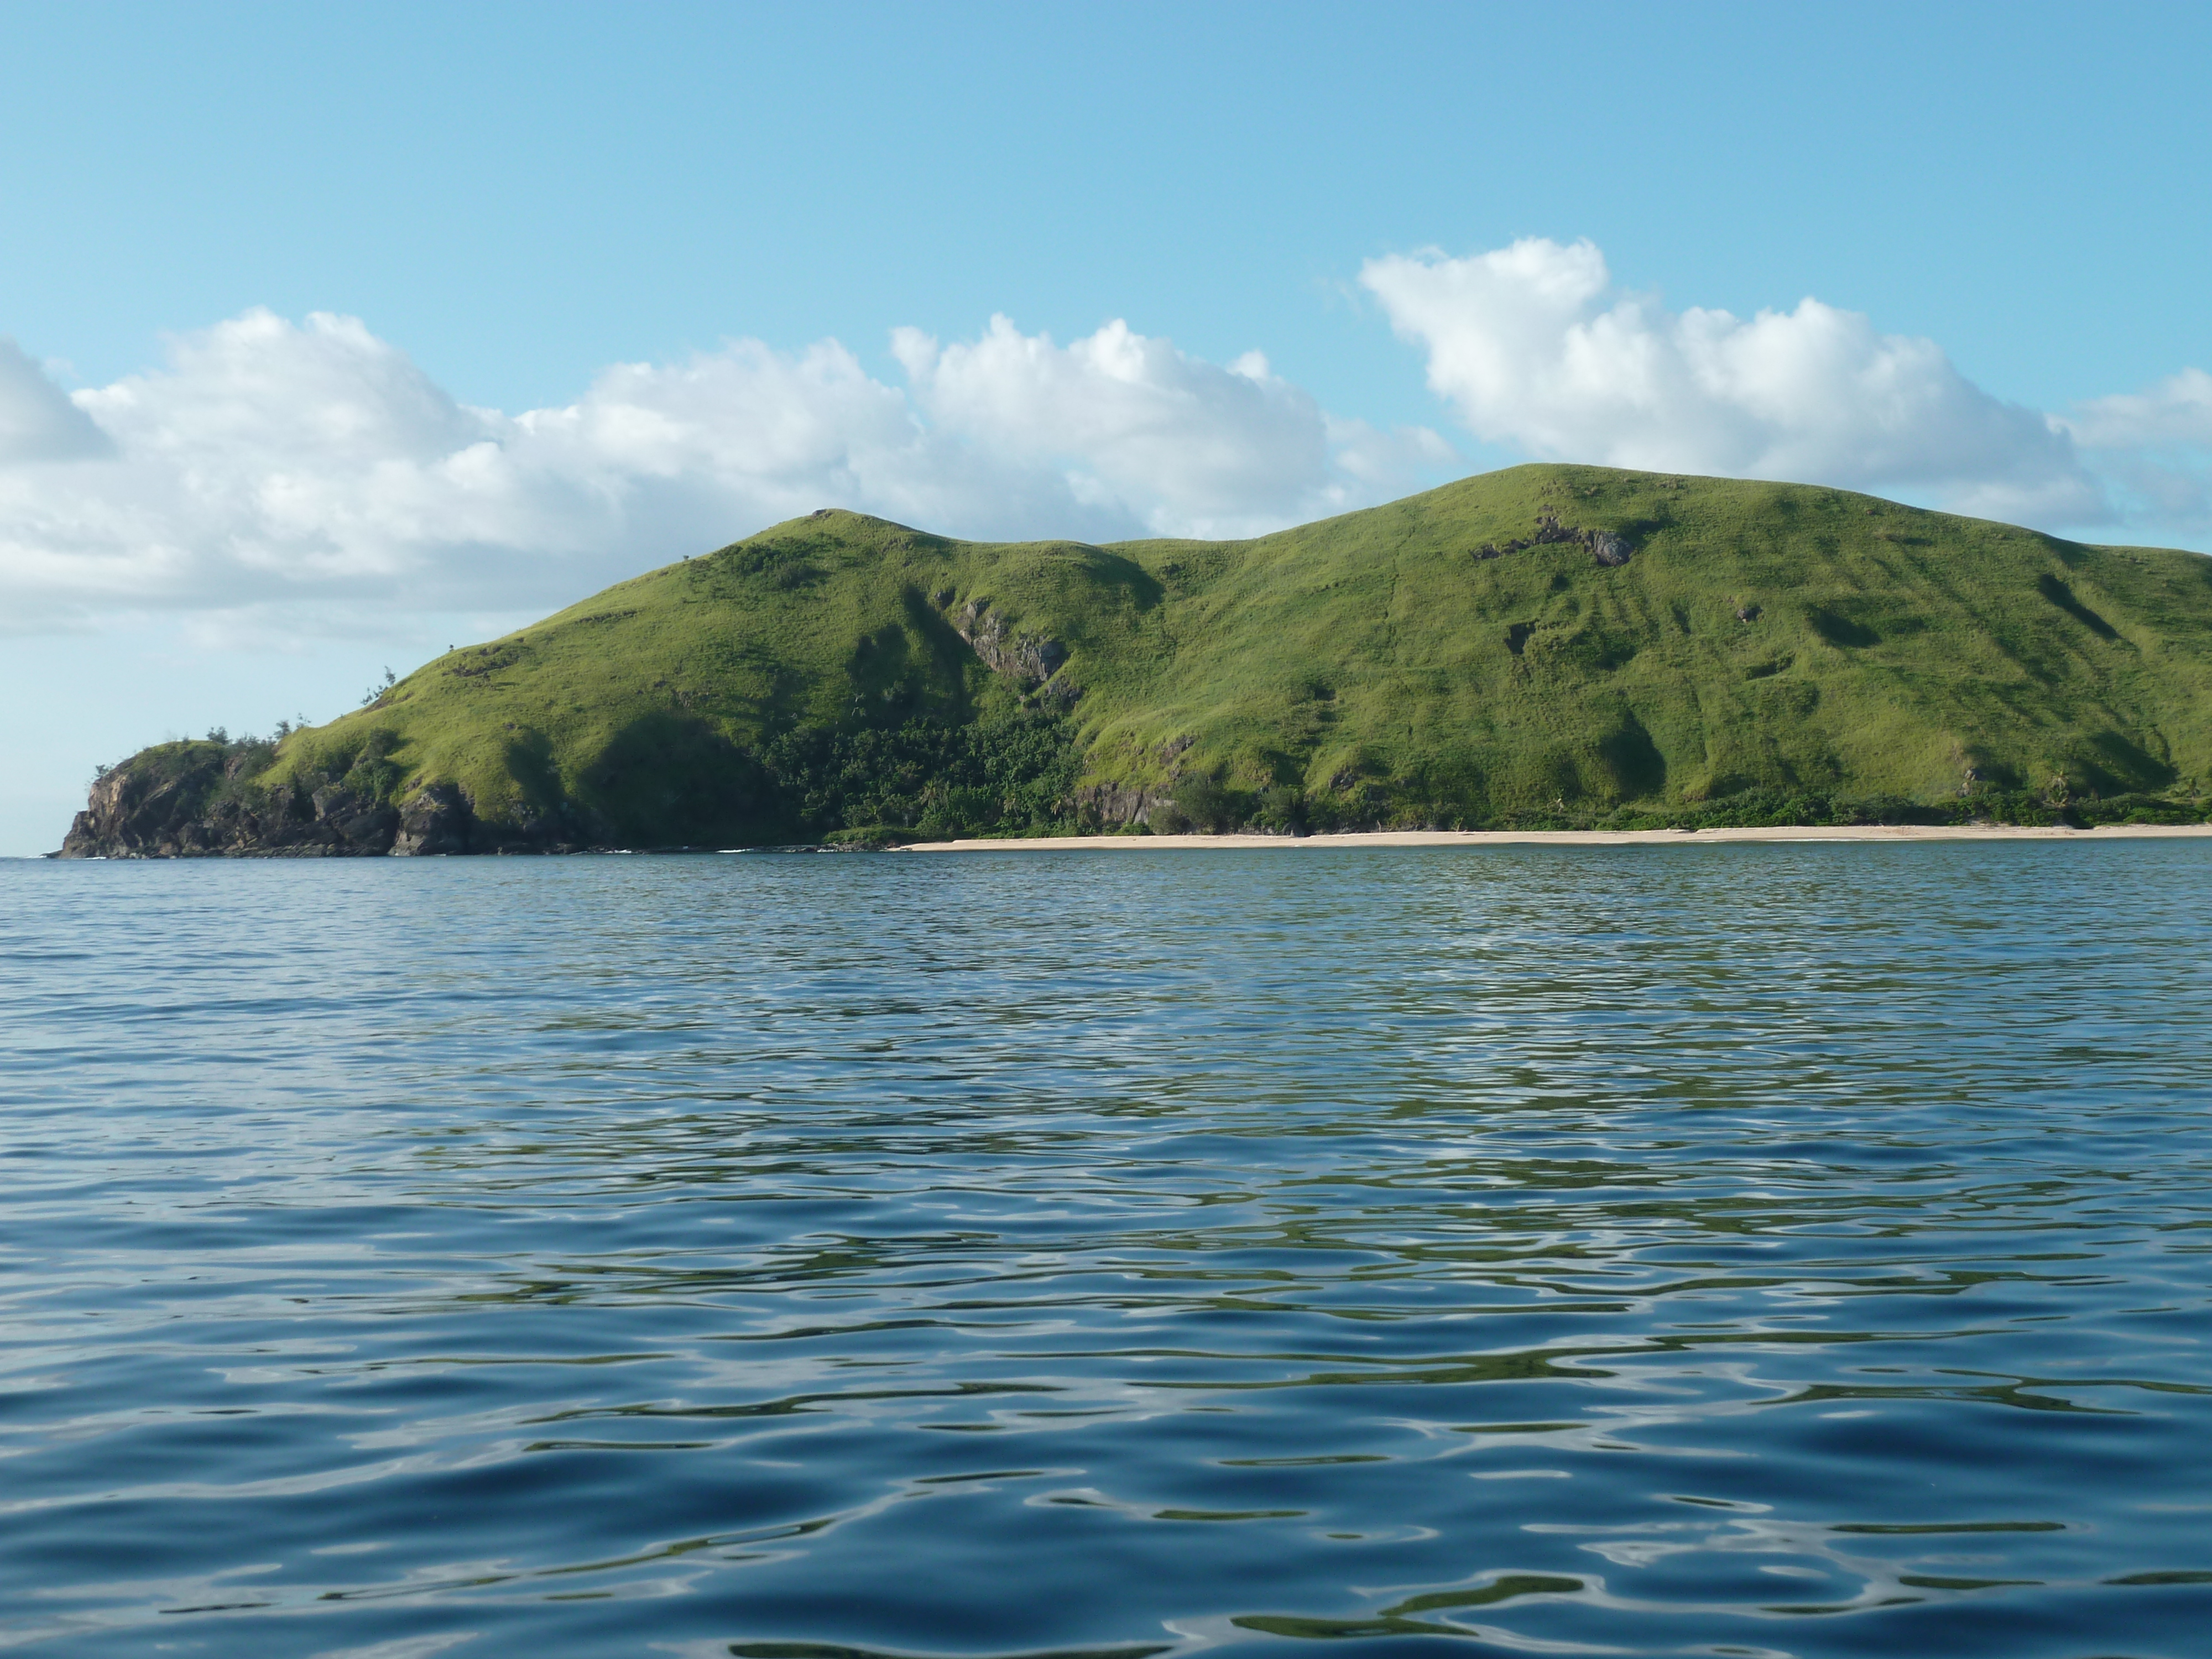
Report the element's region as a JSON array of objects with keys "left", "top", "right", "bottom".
[{"left": 61, "top": 465, "right": 2212, "bottom": 853}]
